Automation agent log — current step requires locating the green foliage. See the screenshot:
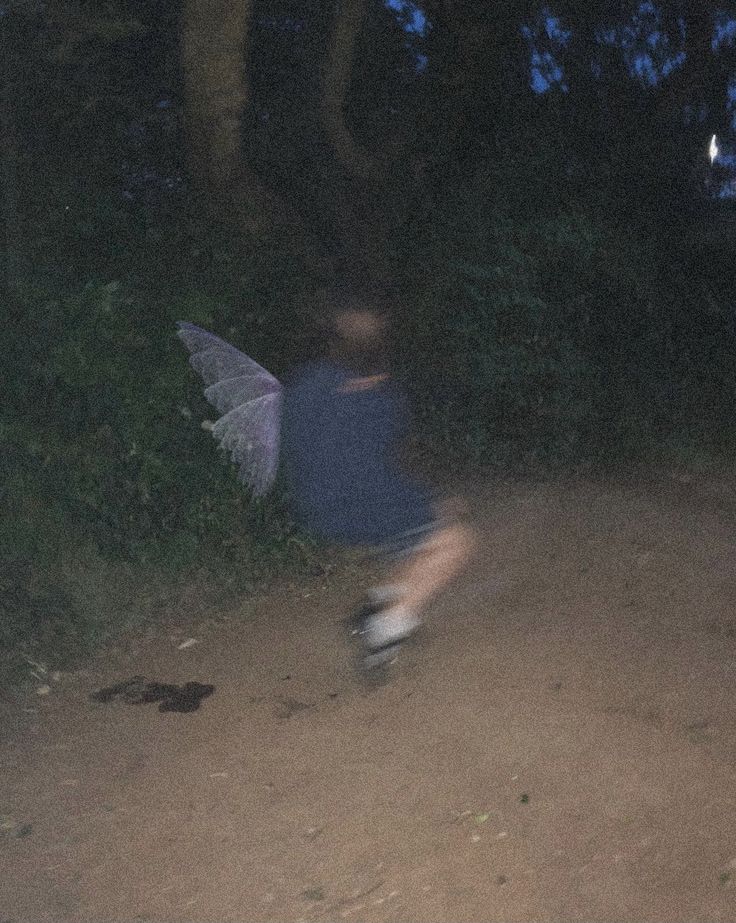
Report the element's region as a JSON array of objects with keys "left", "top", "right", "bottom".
[
  {"left": 397, "top": 182, "right": 595, "bottom": 468},
  {"left": 4, "top": 277, "right": 314, "bottom": 567},
  {"left": 1, "top": 270, "right": 323, "bottom": 683},
  {"left": 395, "top": 162, "right": 736, "bottom": 472}
]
